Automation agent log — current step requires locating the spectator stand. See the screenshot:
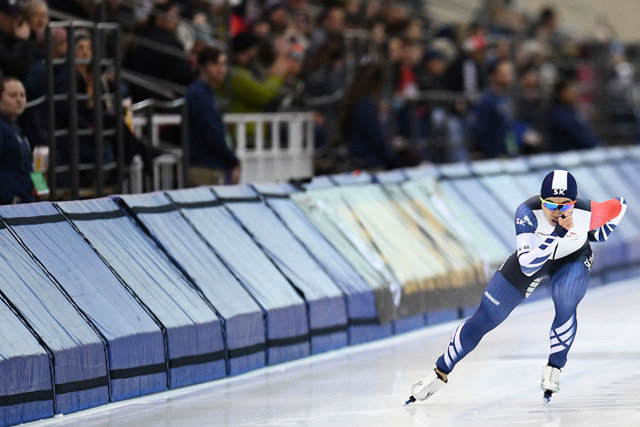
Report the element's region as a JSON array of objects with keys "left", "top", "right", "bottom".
[
  {"left": 388, "top": 91, "right": 472, "bottom": 164},
  {"left": 33, "top": 1, "right": 640, "bottom": 200}
]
